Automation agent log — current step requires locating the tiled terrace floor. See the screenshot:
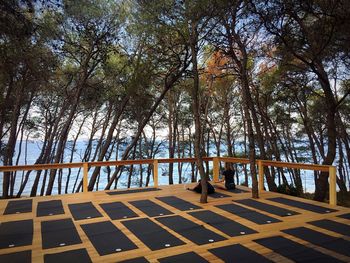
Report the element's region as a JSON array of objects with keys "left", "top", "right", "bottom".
[{"left": 0, "top": 184, "right": 349, "bottom": 262}]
